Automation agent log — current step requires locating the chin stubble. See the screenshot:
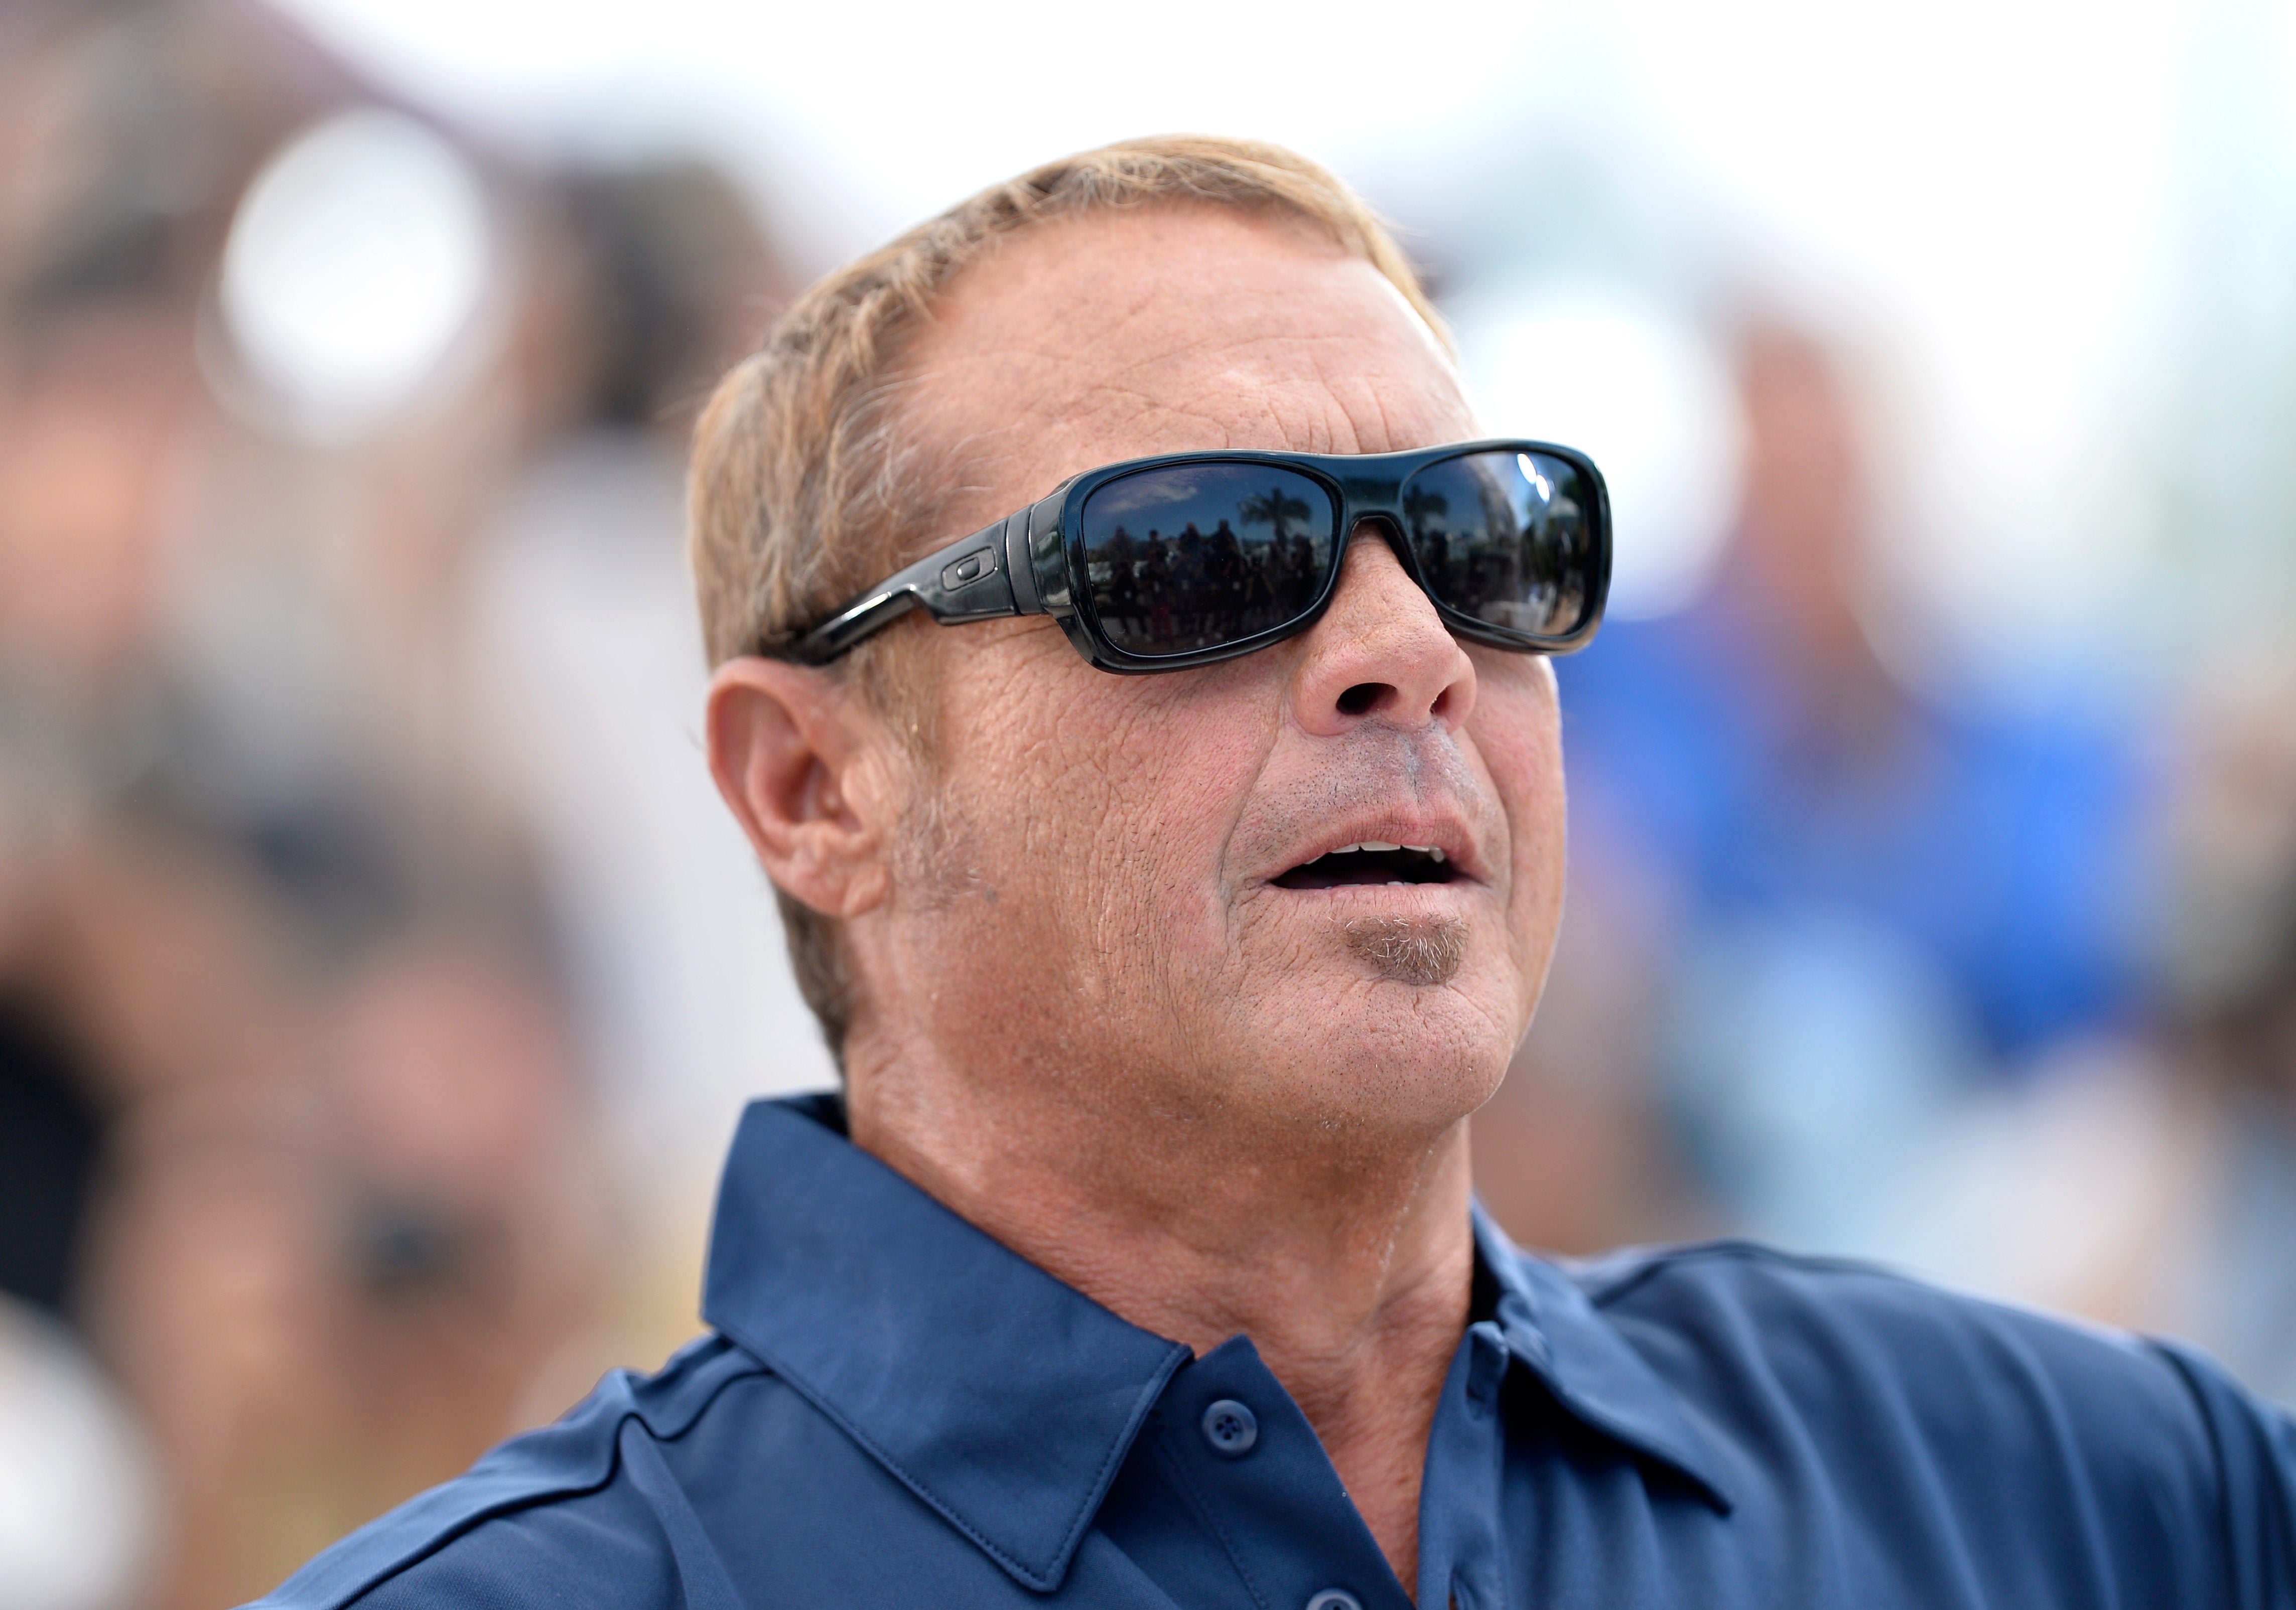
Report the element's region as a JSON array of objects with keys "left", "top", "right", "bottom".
[{"left": 1340, "top": 915, "right": 1469, "bottom": 987}]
